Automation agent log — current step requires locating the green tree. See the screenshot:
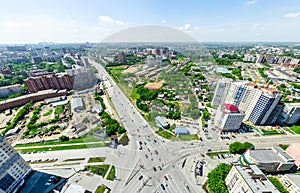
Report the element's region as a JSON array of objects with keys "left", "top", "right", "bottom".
[
  {"left": 59, "top": 135, "right": 69, "bottom": 142},
  {"left": 207, "top": 163, "right": 232, "bottom": 193}
]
